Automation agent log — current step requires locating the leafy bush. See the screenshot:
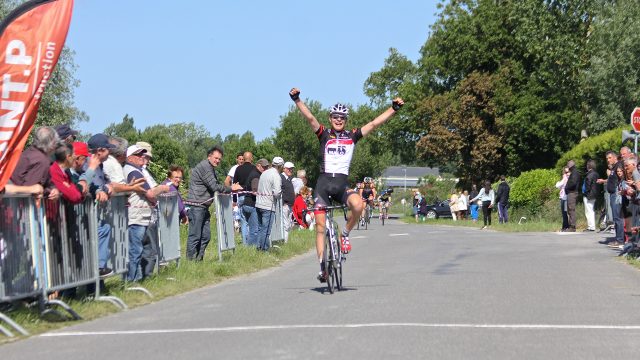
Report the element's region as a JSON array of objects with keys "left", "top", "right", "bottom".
[
  {"left": 510, "top": 169, "right": 559, "bottom": 214},
  {"left": 554, "top": 127, "right": 626, "bottom": 175}
]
